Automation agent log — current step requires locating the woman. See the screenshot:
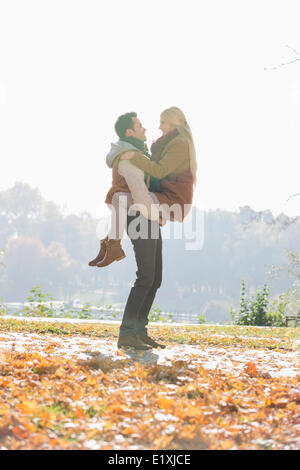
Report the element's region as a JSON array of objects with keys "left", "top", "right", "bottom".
[{"left": 89, "top": 106, "right": 197, "bottom": 267}]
